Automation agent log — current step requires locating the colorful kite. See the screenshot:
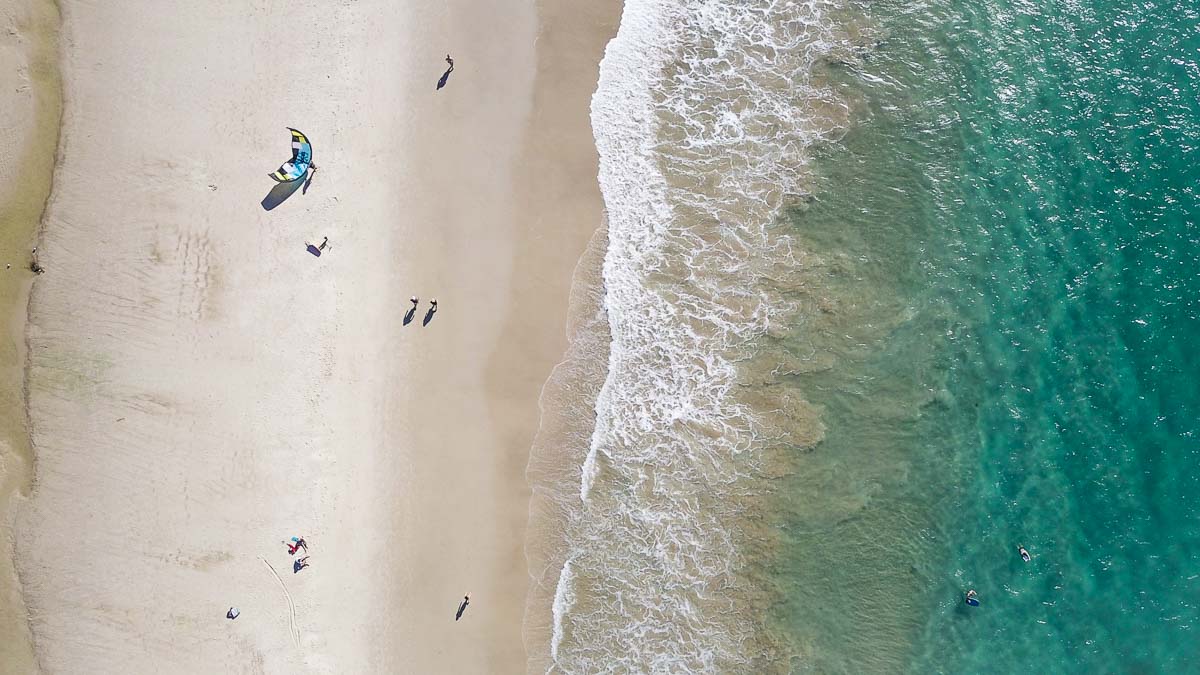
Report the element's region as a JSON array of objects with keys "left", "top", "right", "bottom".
[{"left": 269, "top": 128, "right": 313, "bottom": 182}]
